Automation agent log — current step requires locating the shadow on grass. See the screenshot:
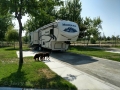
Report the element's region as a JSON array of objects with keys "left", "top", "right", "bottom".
[
  {"left": 30, "top": 75, "right": 77, "bottom": 90},
  {"left": 0, "top": 69, "right": 77, "bottom": 89},
  {"left": 17, "top": 63, "right": 23, "bottom": 72},
  {"left": 0, "top": 63, "right": 25, "bottom": 88},
  {"left": 0, "top": 70, "right": 27, "bottom": 88}
]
